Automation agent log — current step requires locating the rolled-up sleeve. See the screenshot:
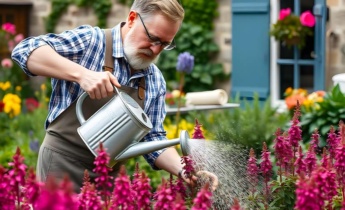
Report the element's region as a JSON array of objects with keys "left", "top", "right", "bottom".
[{"left": 11, "top": 25, "right": 94, "bottom": 77}]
